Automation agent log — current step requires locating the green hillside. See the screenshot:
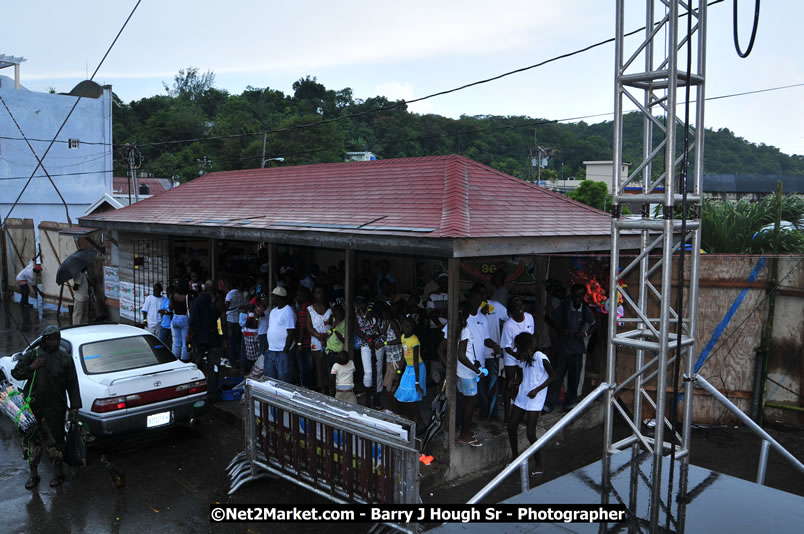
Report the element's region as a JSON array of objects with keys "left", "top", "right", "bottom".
[{"left": 112, "top": 70, "right": 804, "bottom": 181}]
